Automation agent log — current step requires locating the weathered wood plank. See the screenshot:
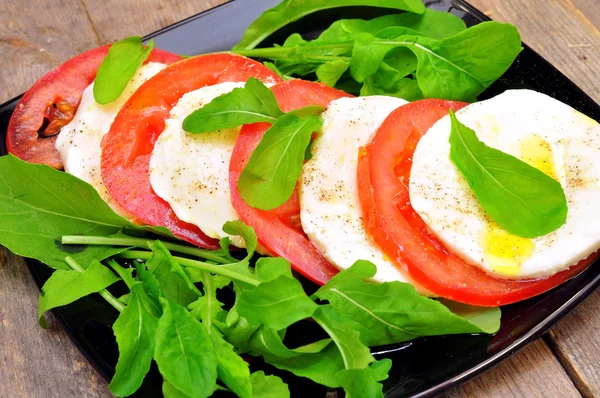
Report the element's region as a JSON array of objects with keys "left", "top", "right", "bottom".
[
  {"left": 546, "top": 290, "right": 600, "bottom": 398},
  {"left": 0, "top": 0, "right": 101, "bottom": 102},
  {"left": 0, "top": 248, "right": 111, "bottom": 398},
  {"left": 444, "top": 339, "right": 581, "bottom": 398},
  {"left": 468, "top": 0, "right": 600, "bottom": 104},
  {"left": 81, "top": 0, "right": 228, "bottom": 44}
]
